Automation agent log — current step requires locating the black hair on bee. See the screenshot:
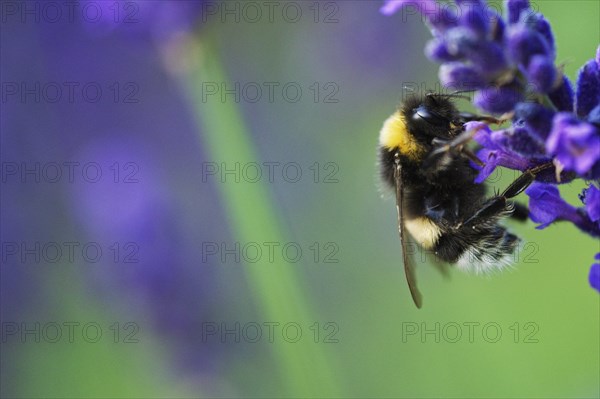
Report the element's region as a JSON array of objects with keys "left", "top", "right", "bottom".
[{"left": 378, "top": 92, "right": 552, "bottom": 308}]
